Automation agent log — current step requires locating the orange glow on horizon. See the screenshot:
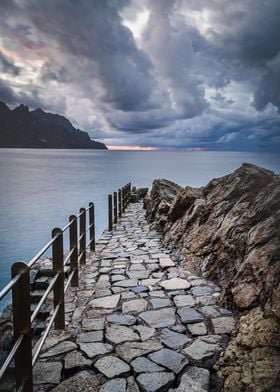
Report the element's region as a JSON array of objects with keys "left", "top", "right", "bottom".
[{"left": 107, "top": 145, "right": 161, "bottom": 151}]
